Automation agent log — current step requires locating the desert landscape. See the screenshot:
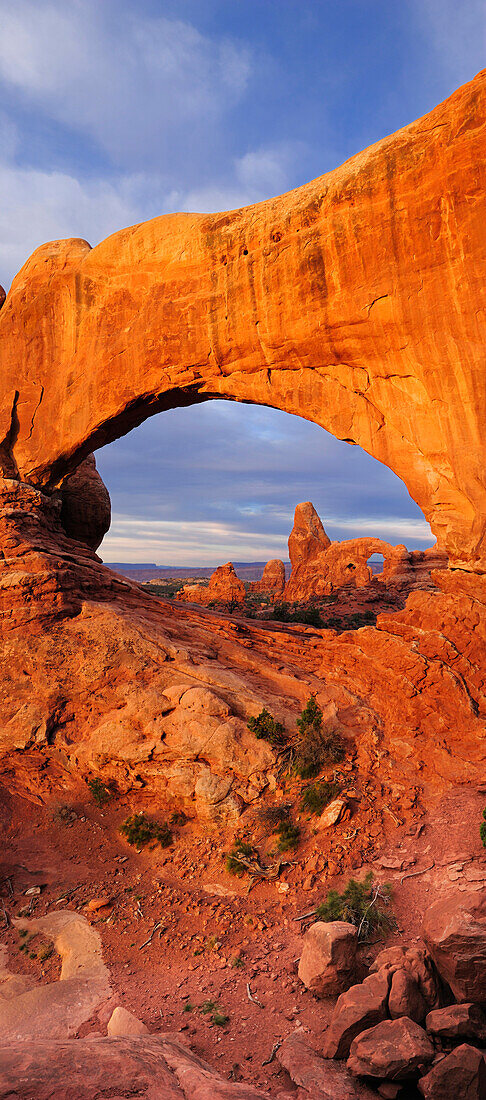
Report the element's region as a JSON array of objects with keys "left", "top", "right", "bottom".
[{"left": 0, "top": 36, "right": 485, "bottom": 1100}]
